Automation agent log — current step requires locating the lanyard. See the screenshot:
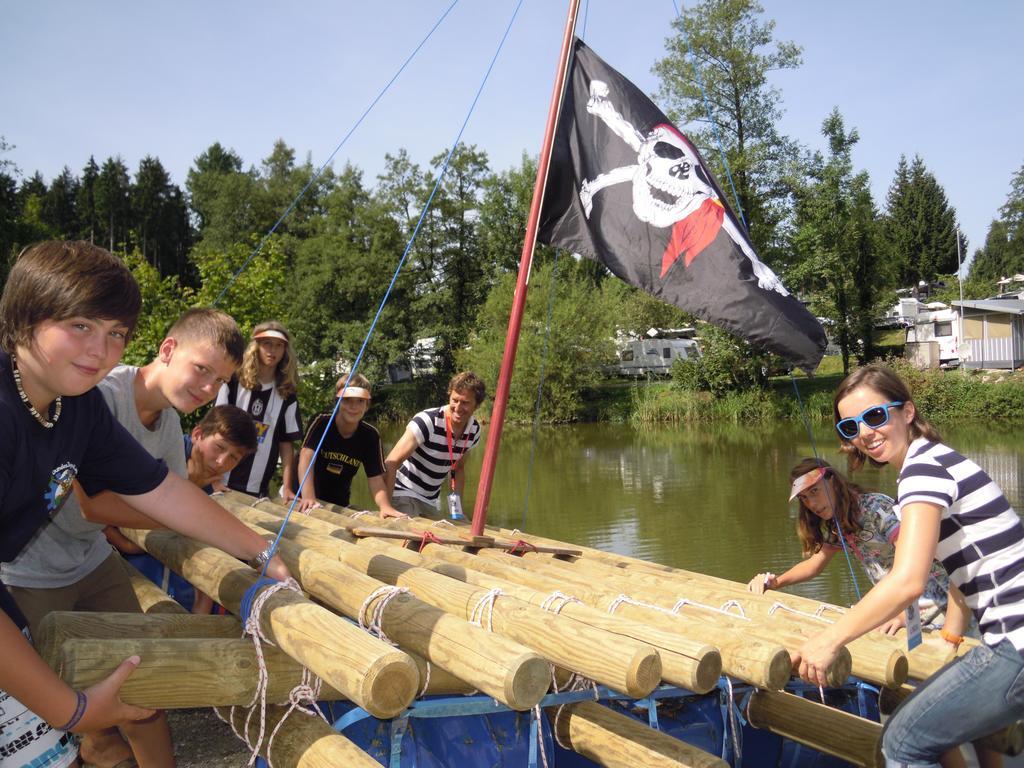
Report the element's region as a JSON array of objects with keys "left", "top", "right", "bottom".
[{"left": 444, "top": 408, "right": 466, "bottom": 491}]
